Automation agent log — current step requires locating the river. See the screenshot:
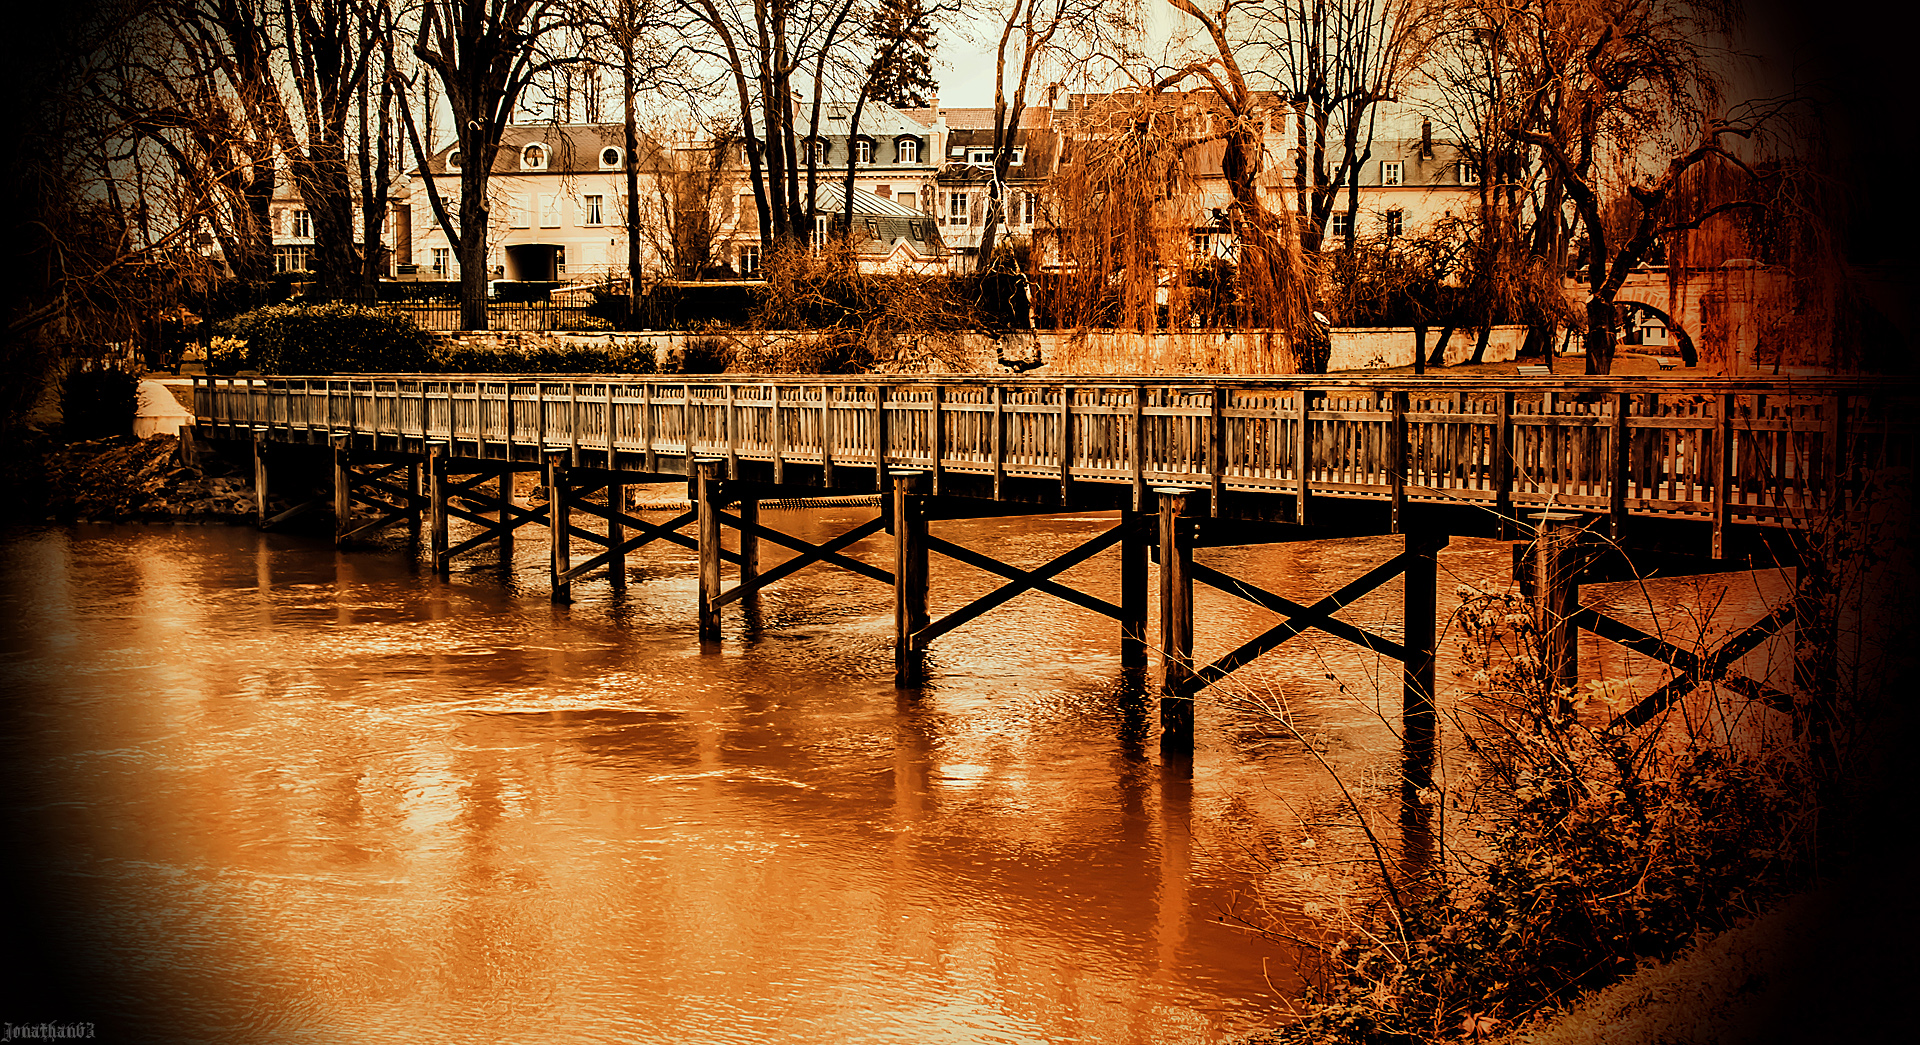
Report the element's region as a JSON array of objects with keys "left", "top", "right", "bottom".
[{"left": 0, "top": 509, "right": 1789, "bottom": 1044}]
